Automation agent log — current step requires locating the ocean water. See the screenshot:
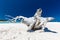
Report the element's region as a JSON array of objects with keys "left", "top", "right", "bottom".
[
  {"left": 0, "top": 18, "right": 23, "bottom": 24},
  {"left": 0, "top": 21, "right": 21, "bottom": 24},
  {"left": 0, "top": 21, "right": 9, "bottom": 24}
]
